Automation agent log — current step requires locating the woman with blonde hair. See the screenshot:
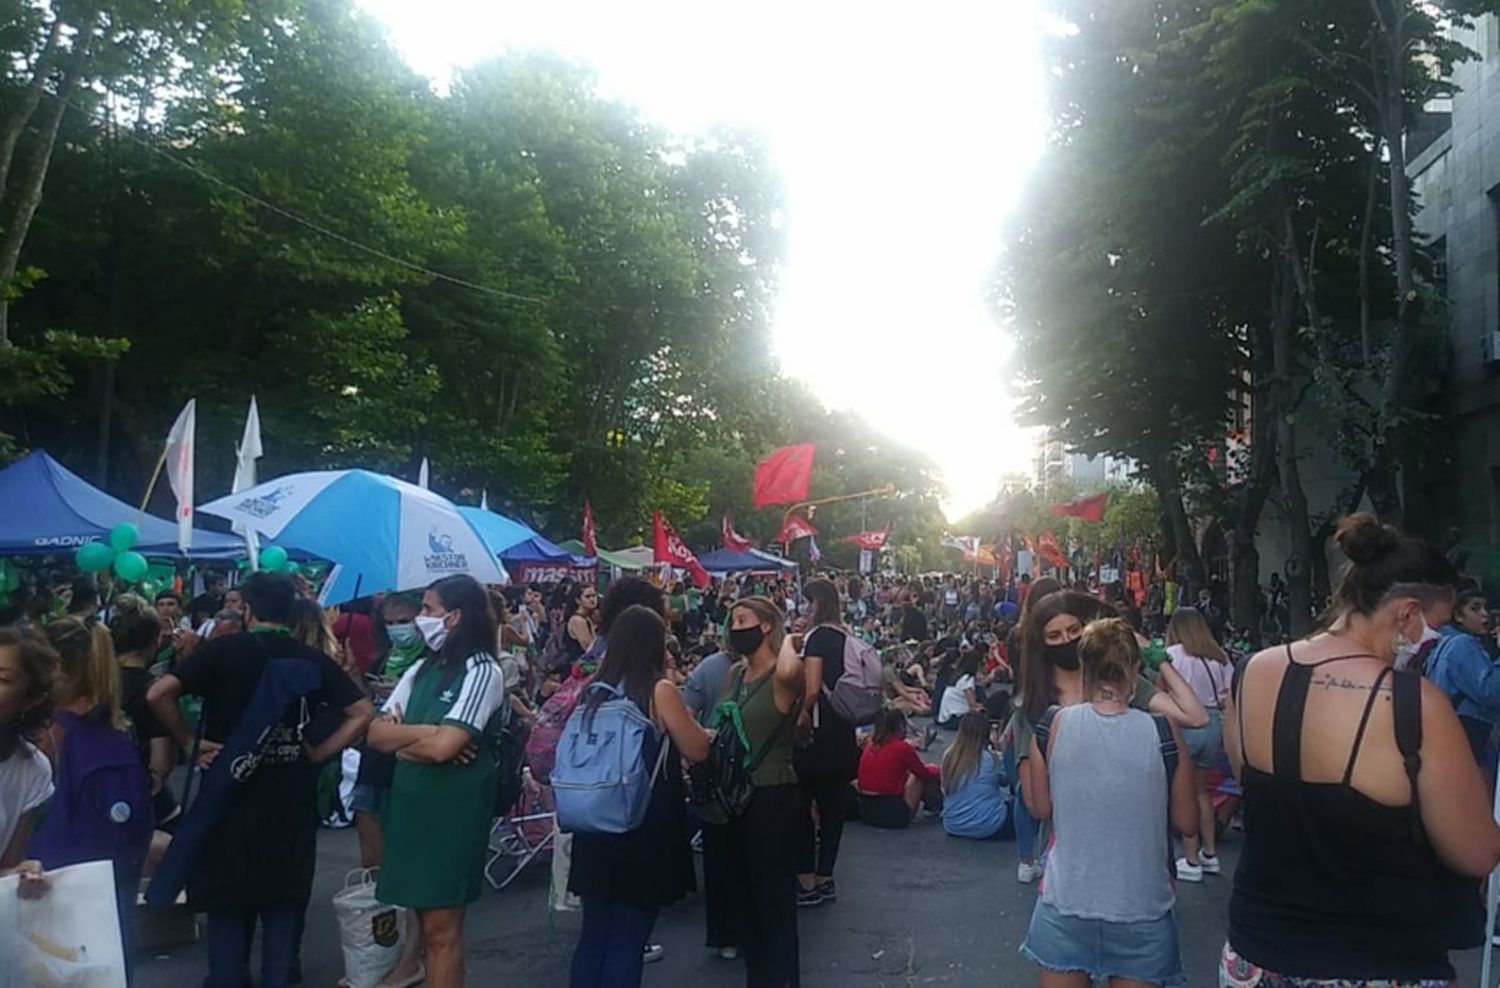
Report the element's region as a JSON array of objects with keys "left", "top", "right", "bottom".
[
  {"left": 940, "top": 711, "right": 1010, "bottom": 840},
  {"left": 1022, "top": 618, "right": 1196, "bottom": 987},
  {"left": 1163, "top": 606, "right": 1230, "bottom": 882}
]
